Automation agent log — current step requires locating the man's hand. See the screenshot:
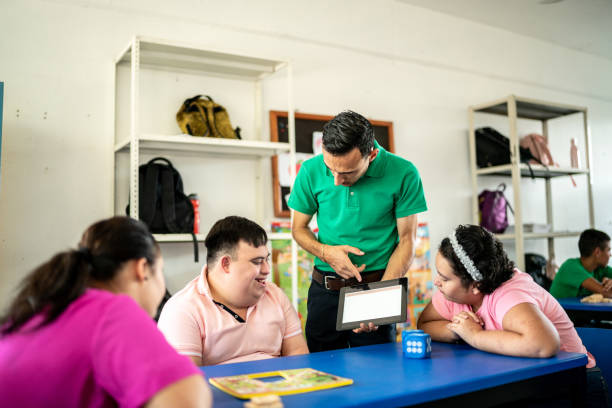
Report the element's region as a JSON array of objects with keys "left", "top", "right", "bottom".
[
  {"left": 352, "top": 322, "right": 378, "bottom": 334},
  {"left": 446, "top": 311, "right": 484, "bottom": 344},
  {"left": 602, "top": 277, "right": 612, "bottom": 292},
  {"left": 324, "top": 245, "right": 366, "bottom": 281}
]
